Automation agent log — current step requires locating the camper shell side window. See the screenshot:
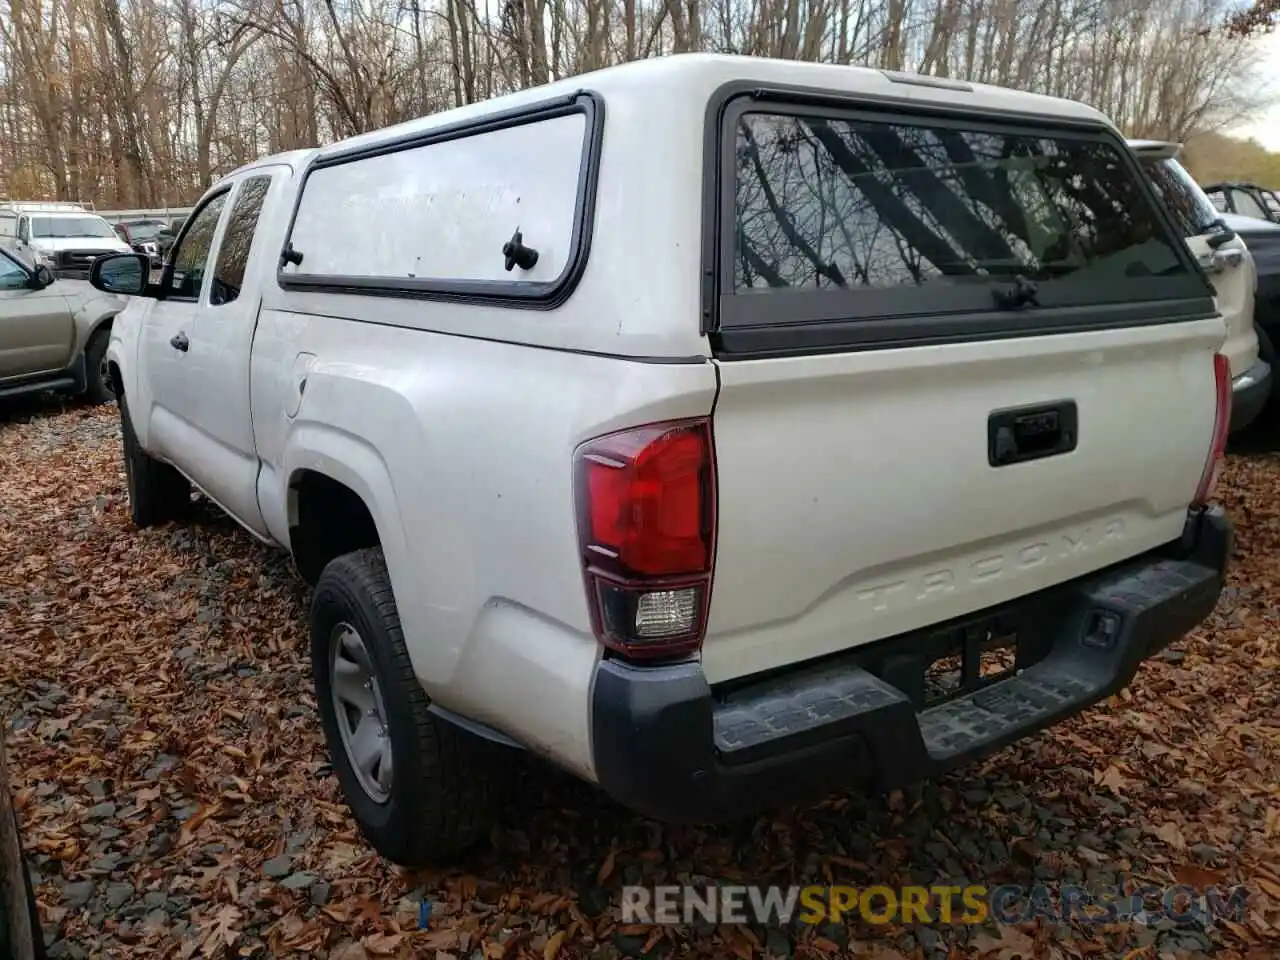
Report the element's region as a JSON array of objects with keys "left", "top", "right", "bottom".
[{"left": 277, "top": 92, "right": 605, "bottom": 310}]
